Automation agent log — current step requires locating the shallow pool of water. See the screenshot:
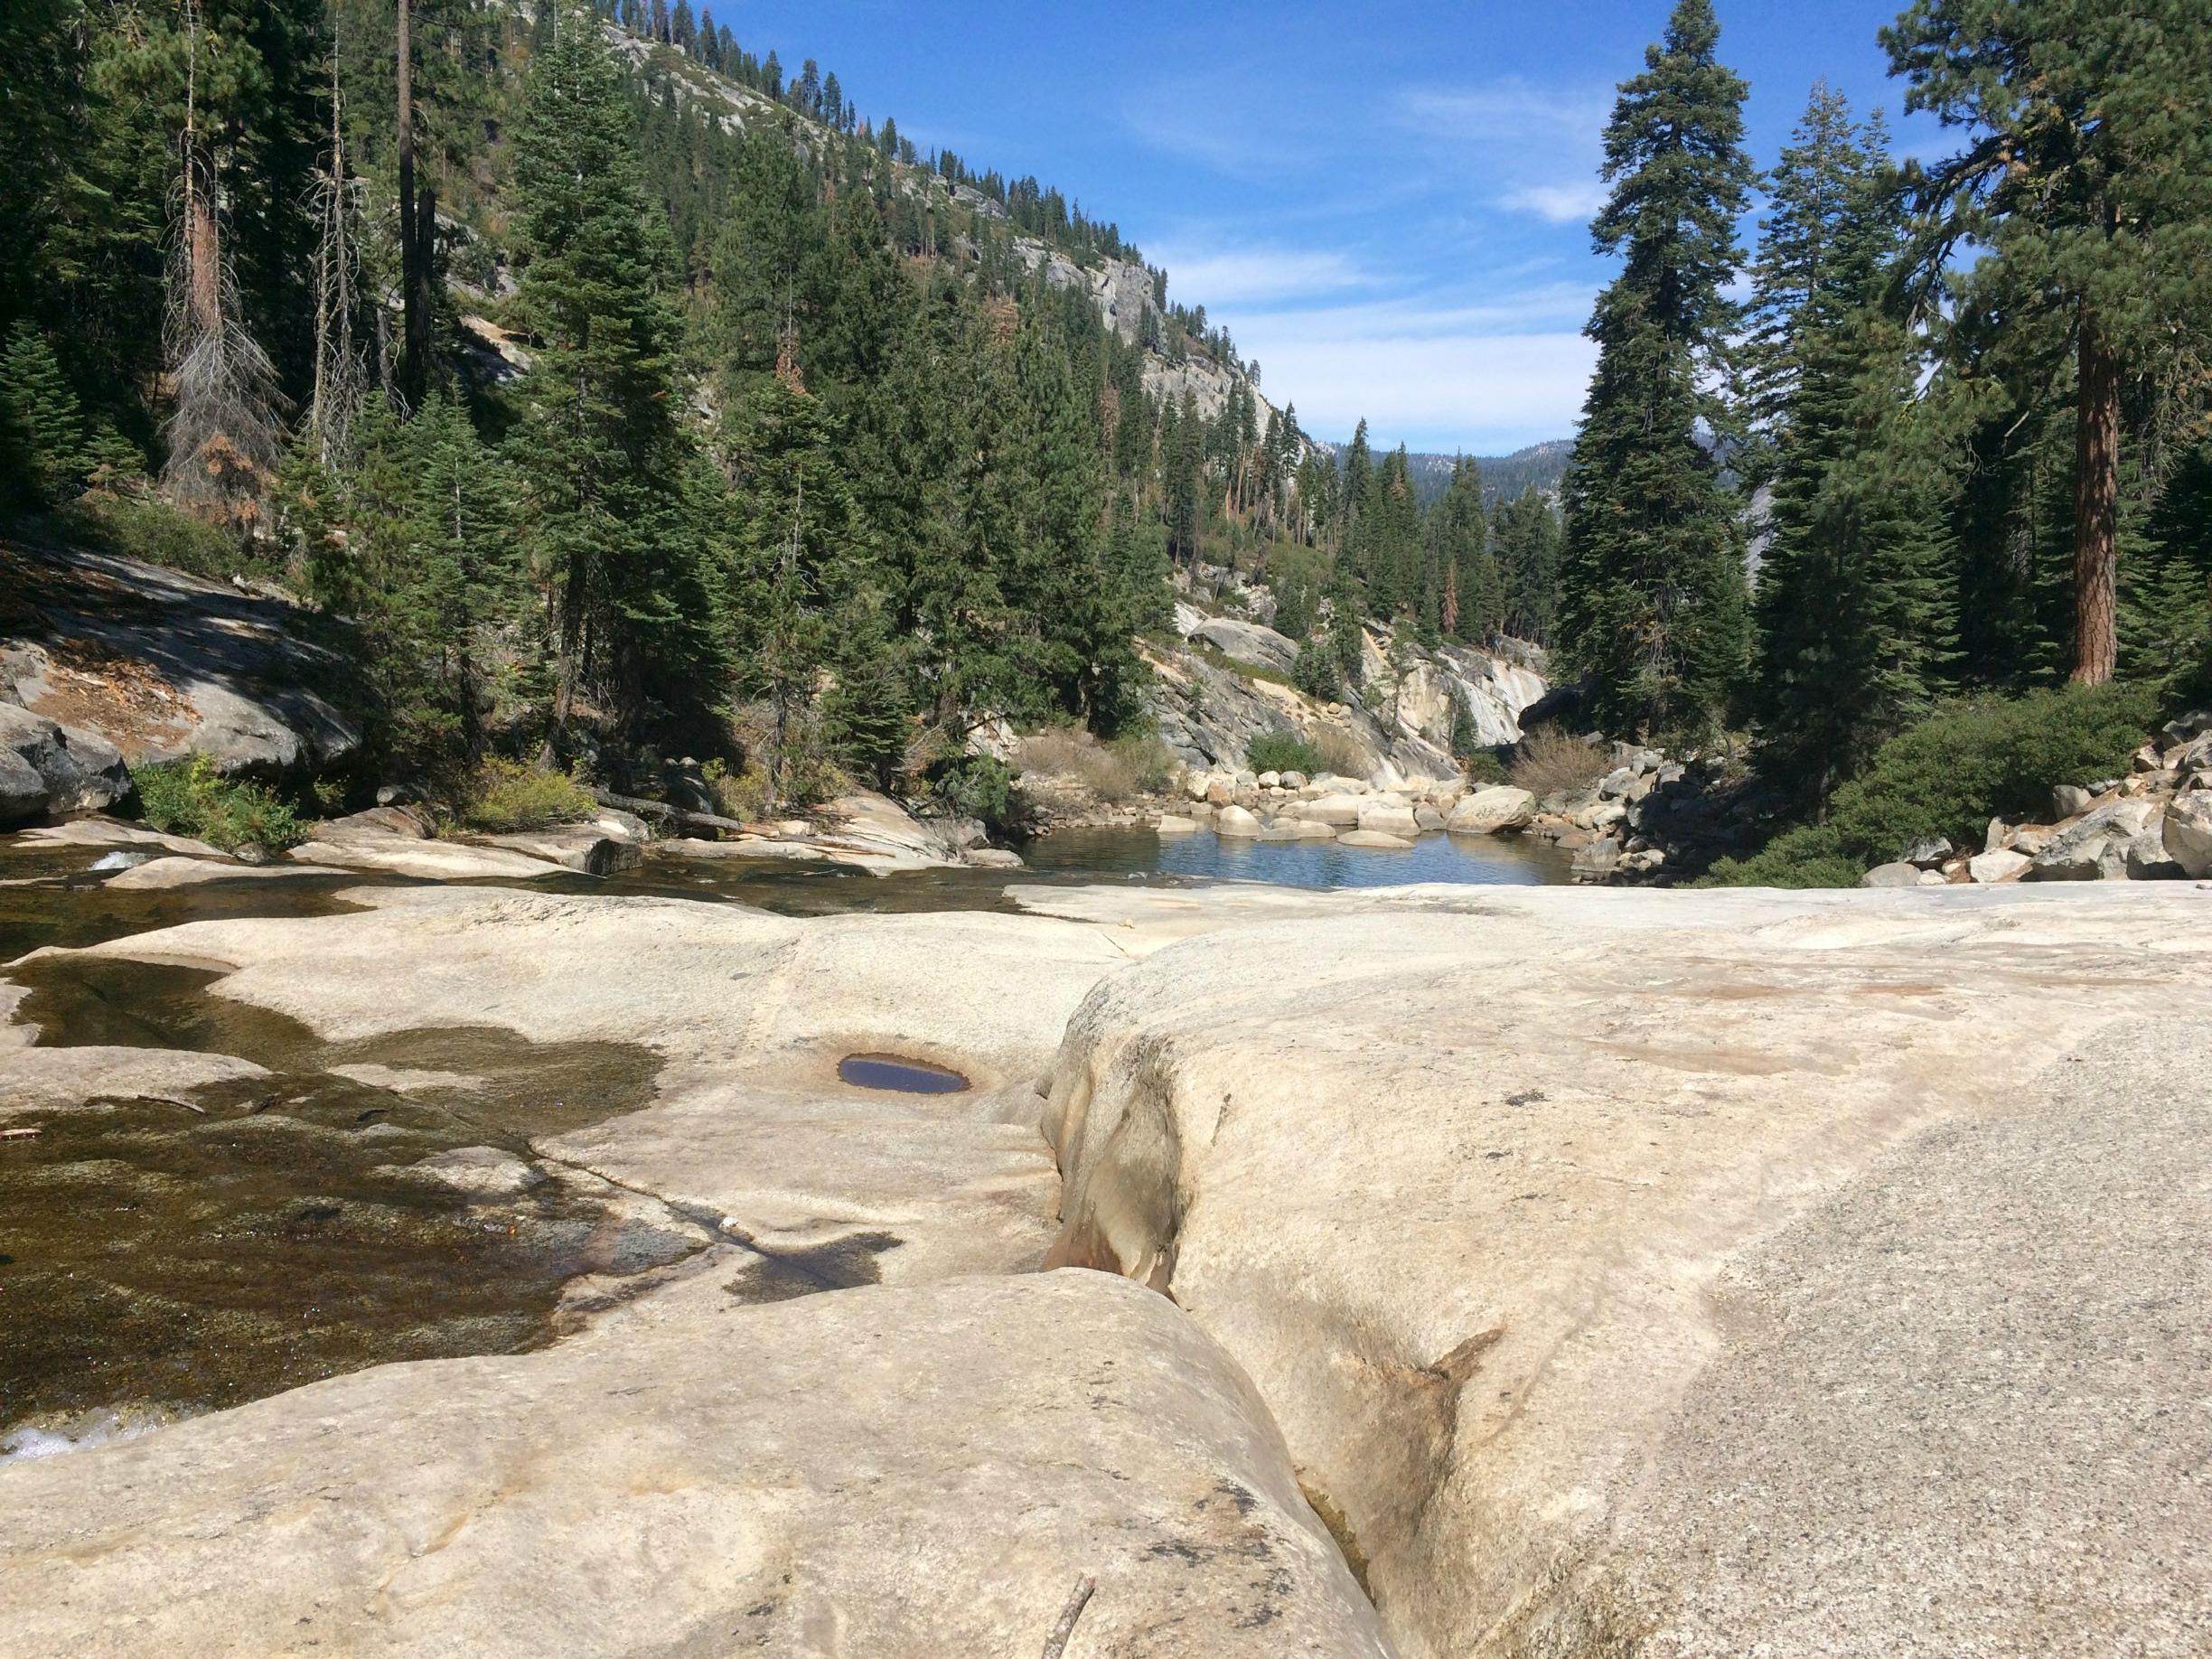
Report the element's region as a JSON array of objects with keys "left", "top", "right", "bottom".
[
  {"left": 836, "top": 1053, "right": 971, "bottom": 1094},
  {"left": 1015, "top": 825, "right": 1572, "bottom": 889}
]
